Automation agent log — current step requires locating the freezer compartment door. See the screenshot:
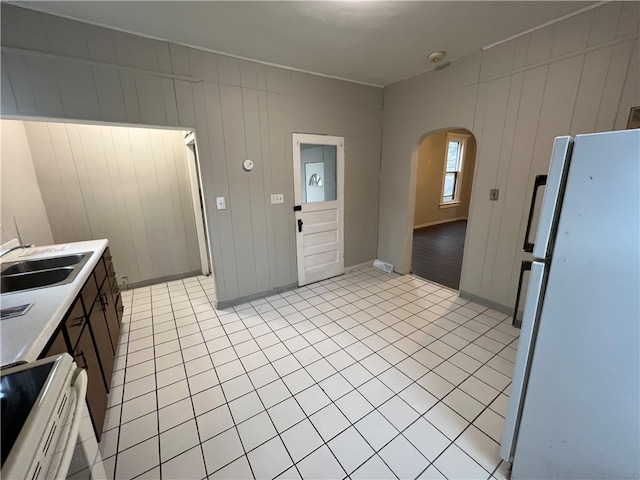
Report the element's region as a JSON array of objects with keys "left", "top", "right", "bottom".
[
  {"left": 500, "top": 260, "right": 545, "bottom": 462},
  {"left": 530, "top": 136, "right": 572, "bottom": 259}
]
